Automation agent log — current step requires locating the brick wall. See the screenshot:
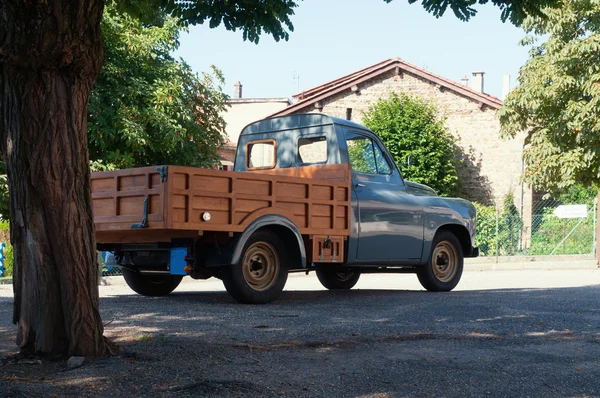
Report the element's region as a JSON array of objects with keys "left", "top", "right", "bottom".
[{"left": 217, "top": 146, "right": 236, "bottom": 162}]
